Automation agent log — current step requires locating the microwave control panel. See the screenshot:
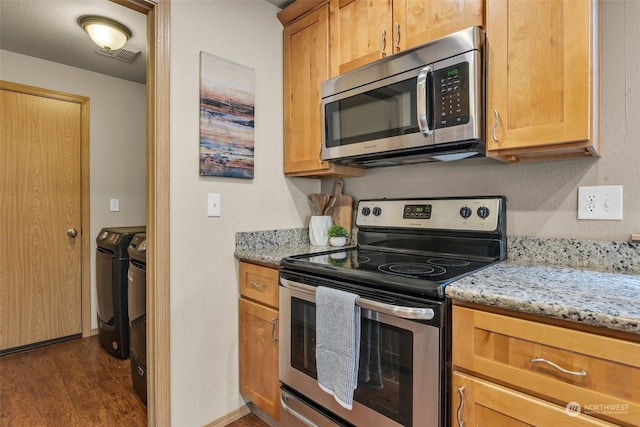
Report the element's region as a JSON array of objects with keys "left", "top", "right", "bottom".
[{"left": 434, "top": 62, "right": 470, "bottom": 128}]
